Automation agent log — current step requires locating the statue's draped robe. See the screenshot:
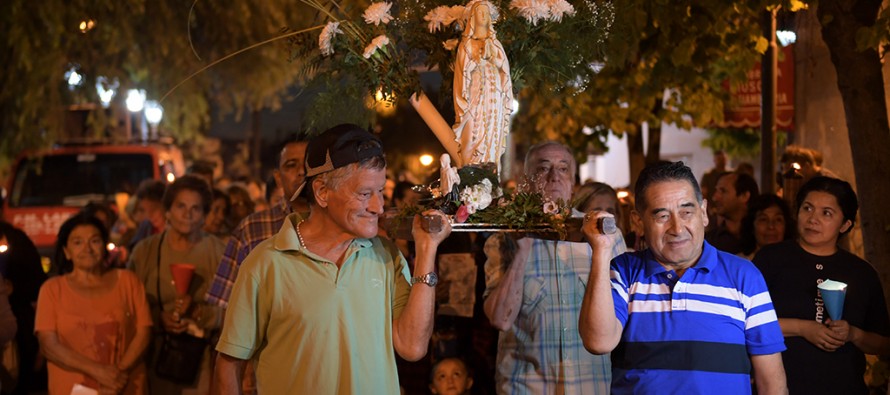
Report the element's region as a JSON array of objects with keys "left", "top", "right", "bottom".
[{"left": 452, "top": 35, "right": 513, "bottom": 167}]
